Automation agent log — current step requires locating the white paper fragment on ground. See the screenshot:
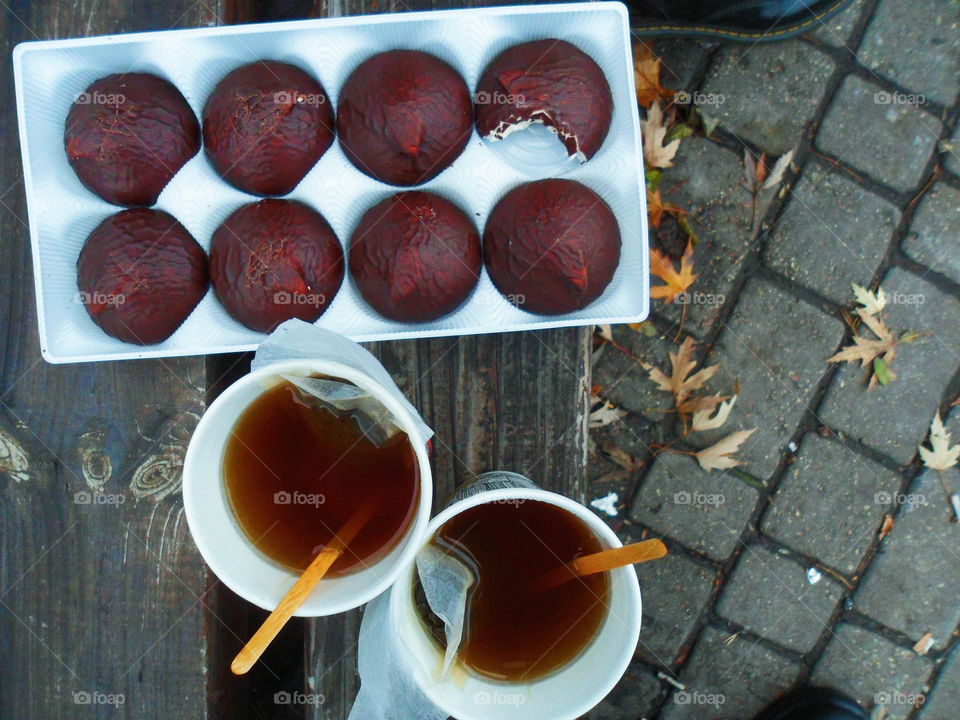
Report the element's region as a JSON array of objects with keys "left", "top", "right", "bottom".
[
  {"left": 591, "top": 492, "right": 619, "bottom": 517},
  {"left": 806, "top": 567, "right": 822, "bottom": 585}
]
